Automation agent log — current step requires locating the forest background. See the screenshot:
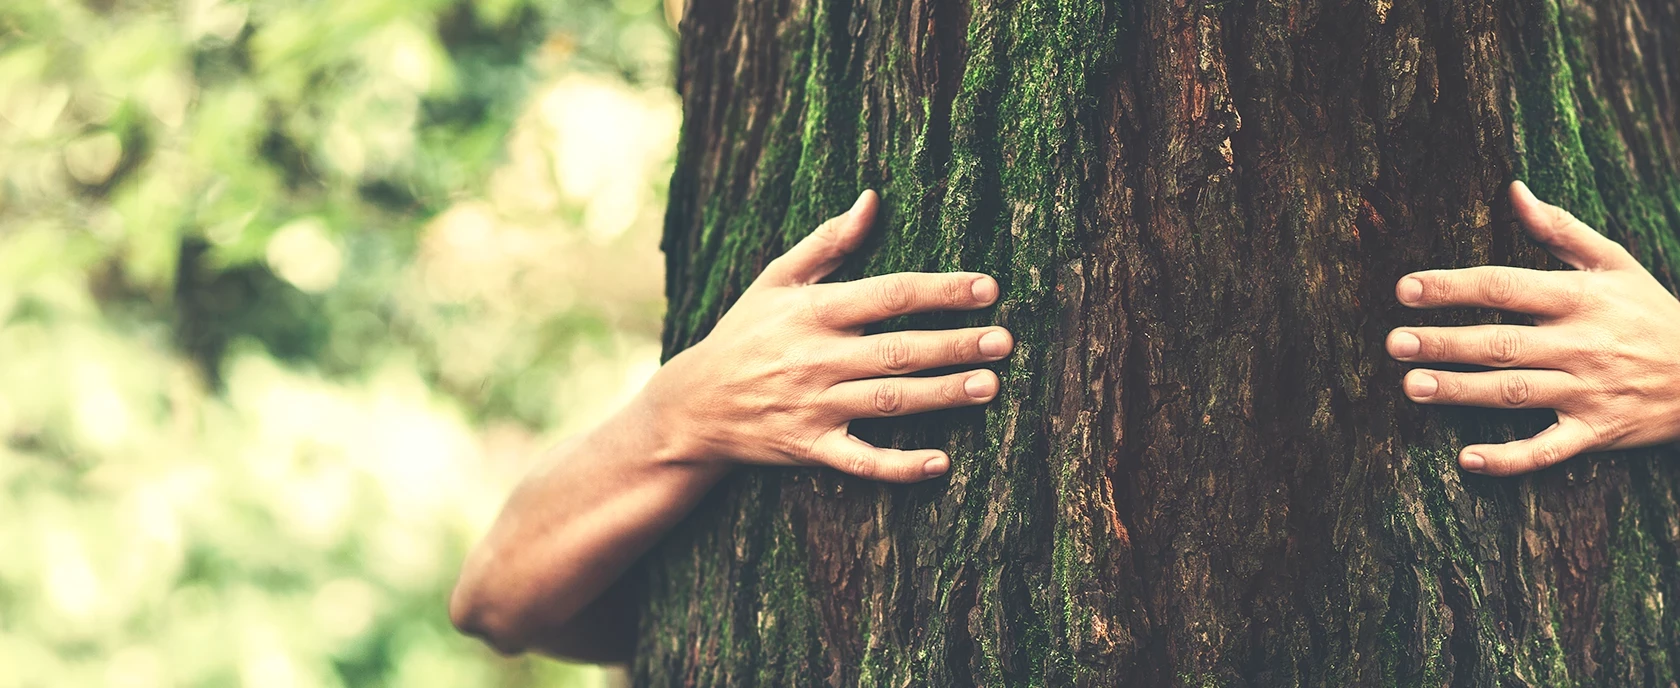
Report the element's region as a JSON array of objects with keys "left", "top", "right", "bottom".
[{"left": 0, "top": 0, "right": 680, "bottom": 685}]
